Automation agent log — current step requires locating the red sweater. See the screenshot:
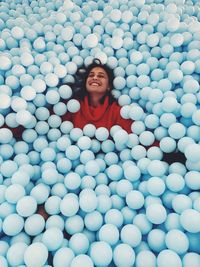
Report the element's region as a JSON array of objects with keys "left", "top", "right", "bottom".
[{"left": 62, "top": 96, "right": 133, "bottom": 133}]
